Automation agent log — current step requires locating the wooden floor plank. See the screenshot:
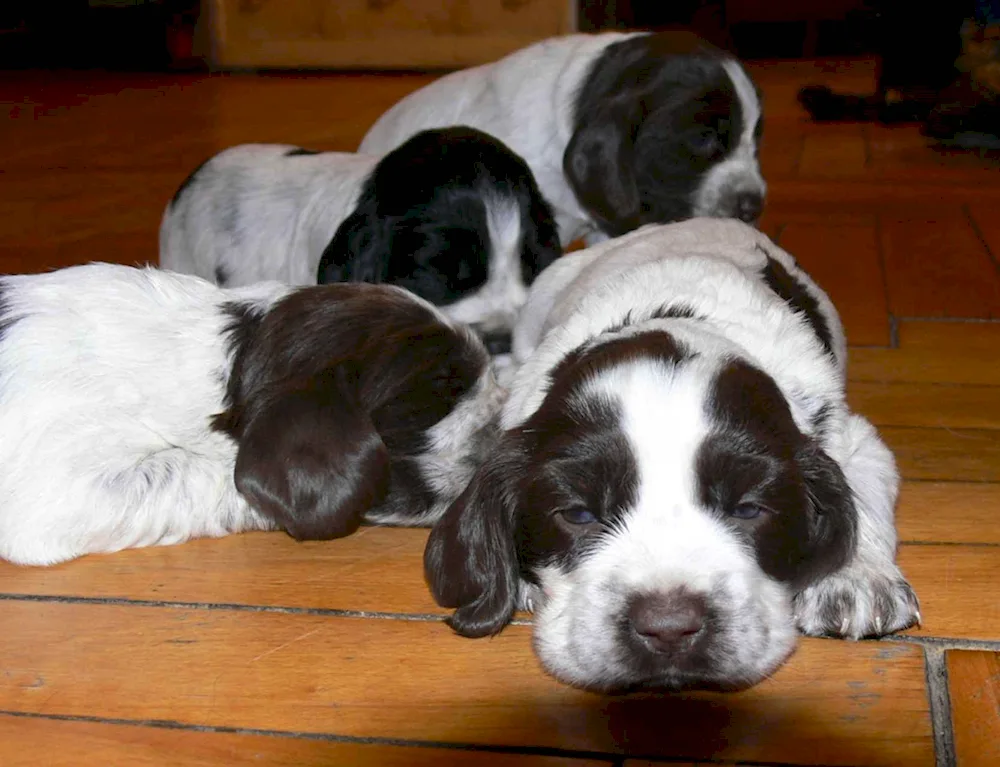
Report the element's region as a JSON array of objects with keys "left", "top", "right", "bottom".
[
  {"left": 0, "top": 528, "right": 441, "bottom": 615},
  {"left": 849, "top": 381, "right": 1000, "bottom": 429},
  {"left": 0, "top": 715, "right": 599, "bottom": 767},
  {"left": 882, "top": 427, "right": 1000, "bottom": 483},
  {"left": 879, "top": 210, "right": 1000, "bottom": 319},
  {"left": 967, "top": 203, "right": 1000, "bottom": 266},
  {"left": 0, "top": 602, "right": 934, "bottom": 766},
  {"left": 780, "top": 222, "right": 890, "bottom": 346},
  {"left": 896, "top": 482, "right": 1000, "bottom": 544},
  {"left": 849, "top": 322, "right": 1000, "bottom": 385},
  {"left": 798, "top": 128, "right": 868, "bottom": 178},
  {"left": 900, "top": 546, "right": 1000, "bottom": 641},
  {"left": 946, "top": 650, "right": 1000, "bottom": 767}
]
